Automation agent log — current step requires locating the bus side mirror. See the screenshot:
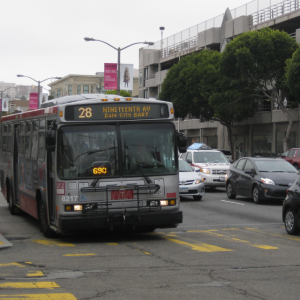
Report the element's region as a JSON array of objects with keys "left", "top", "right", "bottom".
[
  {"left": 177, "top": 132, "right": 187, "bottom": 153},
  {"left": 45, "top": 130, "right": 56, "bottom": 151}
]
